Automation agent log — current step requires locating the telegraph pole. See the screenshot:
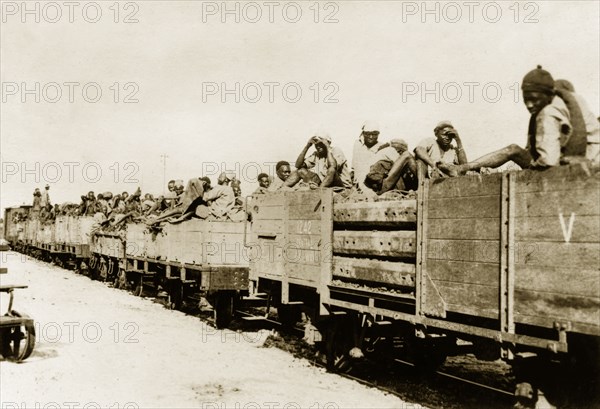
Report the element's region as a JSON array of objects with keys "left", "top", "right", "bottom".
[{"left": 160, "top": 154, "right": 168, "bottom": 194}]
